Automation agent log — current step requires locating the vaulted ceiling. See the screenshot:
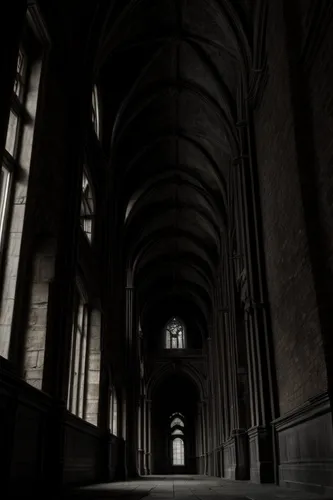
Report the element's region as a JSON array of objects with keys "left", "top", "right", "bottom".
[{"left": 95, "top": 0, "right": 255, "bottom": 338}]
